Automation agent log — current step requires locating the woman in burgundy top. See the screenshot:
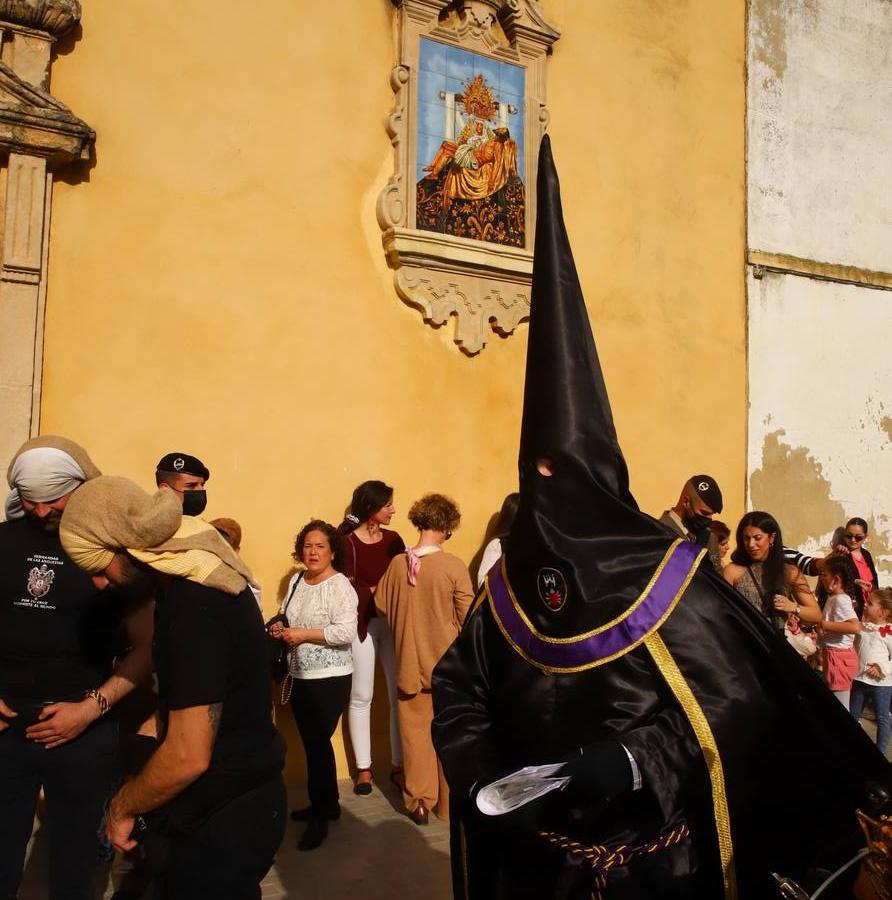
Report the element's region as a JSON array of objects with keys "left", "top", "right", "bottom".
[{"left": 338, "top": 481, "right": 405, "bottom": 795}]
